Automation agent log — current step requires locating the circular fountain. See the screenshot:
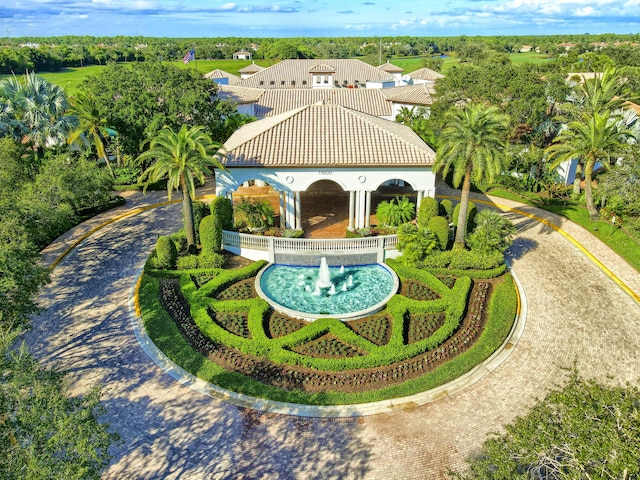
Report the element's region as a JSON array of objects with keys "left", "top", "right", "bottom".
[{"left": 255, "top": 257, "right": 399, "bottom": 321}]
